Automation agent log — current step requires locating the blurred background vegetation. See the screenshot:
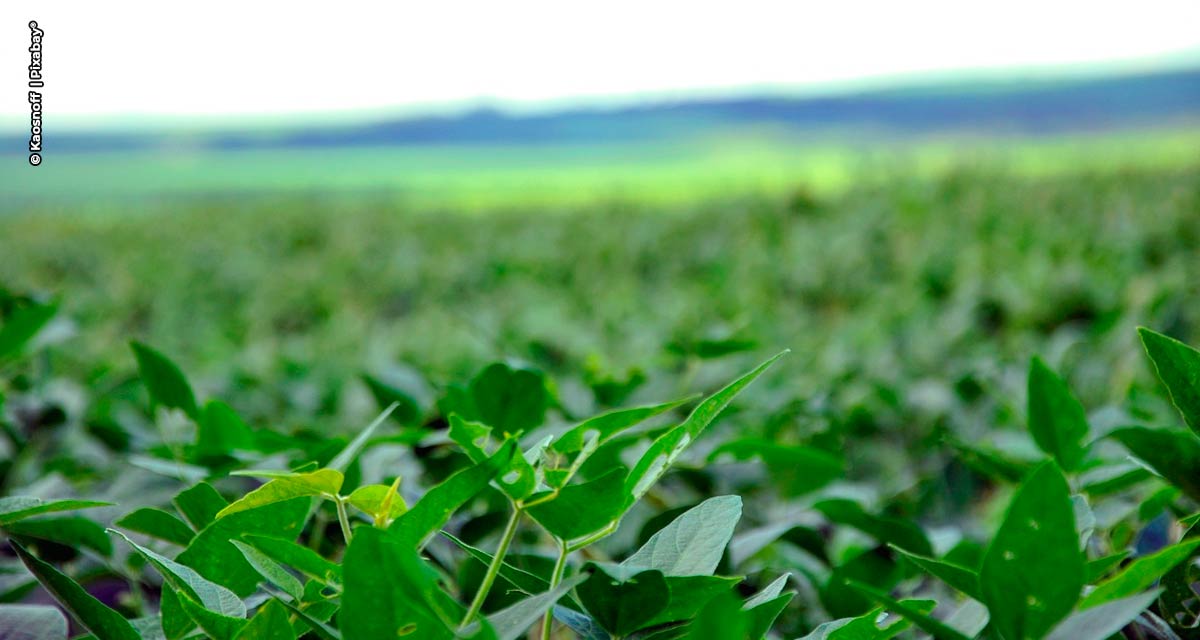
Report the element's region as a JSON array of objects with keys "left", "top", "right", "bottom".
[{"left": 1, "top": 63, "right": 1198, "bottom": 458}]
